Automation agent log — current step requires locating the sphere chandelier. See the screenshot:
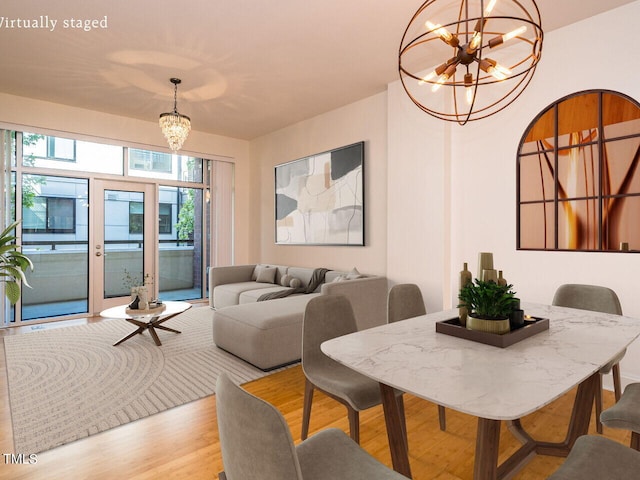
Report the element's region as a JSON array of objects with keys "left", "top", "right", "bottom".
[{"left": 399, "top": 0, "right": 543, "bottom": 125}]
